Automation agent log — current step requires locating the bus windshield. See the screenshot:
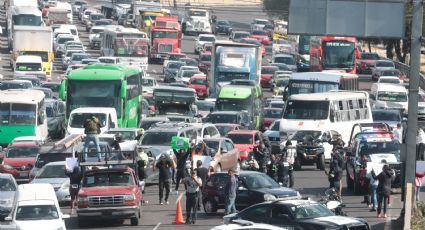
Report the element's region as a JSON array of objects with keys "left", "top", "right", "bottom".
[
  {"left": 152, "top": 31, "right": 178, "bottom": 39},
  {"left": 377, "top": 92, "right": 407, "bottom": 102},
  {"left": 114, "top": 39, "right": 148, "bottom": 57},
  {"left": 283, "top": 100, "right": 329, "bottom": 120},
  {"left": 68, "top": 80, "right": 121, "bottom": 117},
  {"left": 217, "top": 72, "right": 249, "bottom": 82},
  {"left": 216, "top": 97, "right": 251, "bottom": 111},
  {"left": 288, "top": 80, "right": 339, "bottom": 95},
  {"left": 13, "top": 15, "right": 42, "bottom": 26},
  {"left": 0, "top": 103, "right": 36, "bottom": 125},
  {"left": 322, "top": 40, "right": 355, "bottom": 69}
]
